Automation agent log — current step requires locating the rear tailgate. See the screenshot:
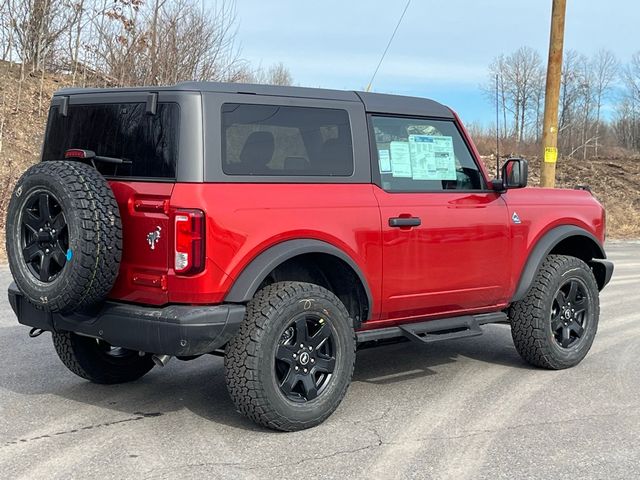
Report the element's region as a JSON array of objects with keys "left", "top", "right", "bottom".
[
  {"left": 42, "top": 90, "right": 204, "bottom": 306},
  {"left": 108, "top": 181, "right": 174, "bottom": 304}
]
